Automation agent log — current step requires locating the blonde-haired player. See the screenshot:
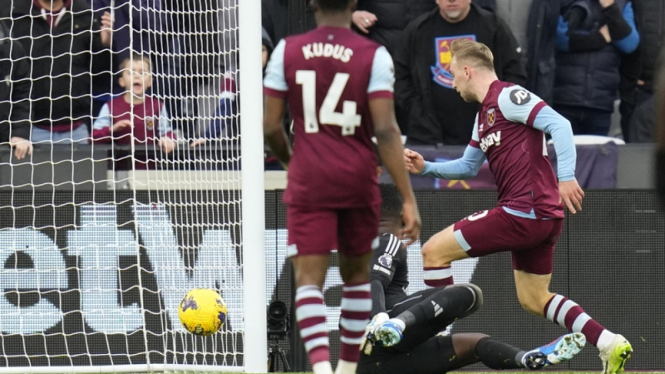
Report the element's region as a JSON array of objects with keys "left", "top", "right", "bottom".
[{"left": 374, "top": 39, "right": 632, "bottom": 374}]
